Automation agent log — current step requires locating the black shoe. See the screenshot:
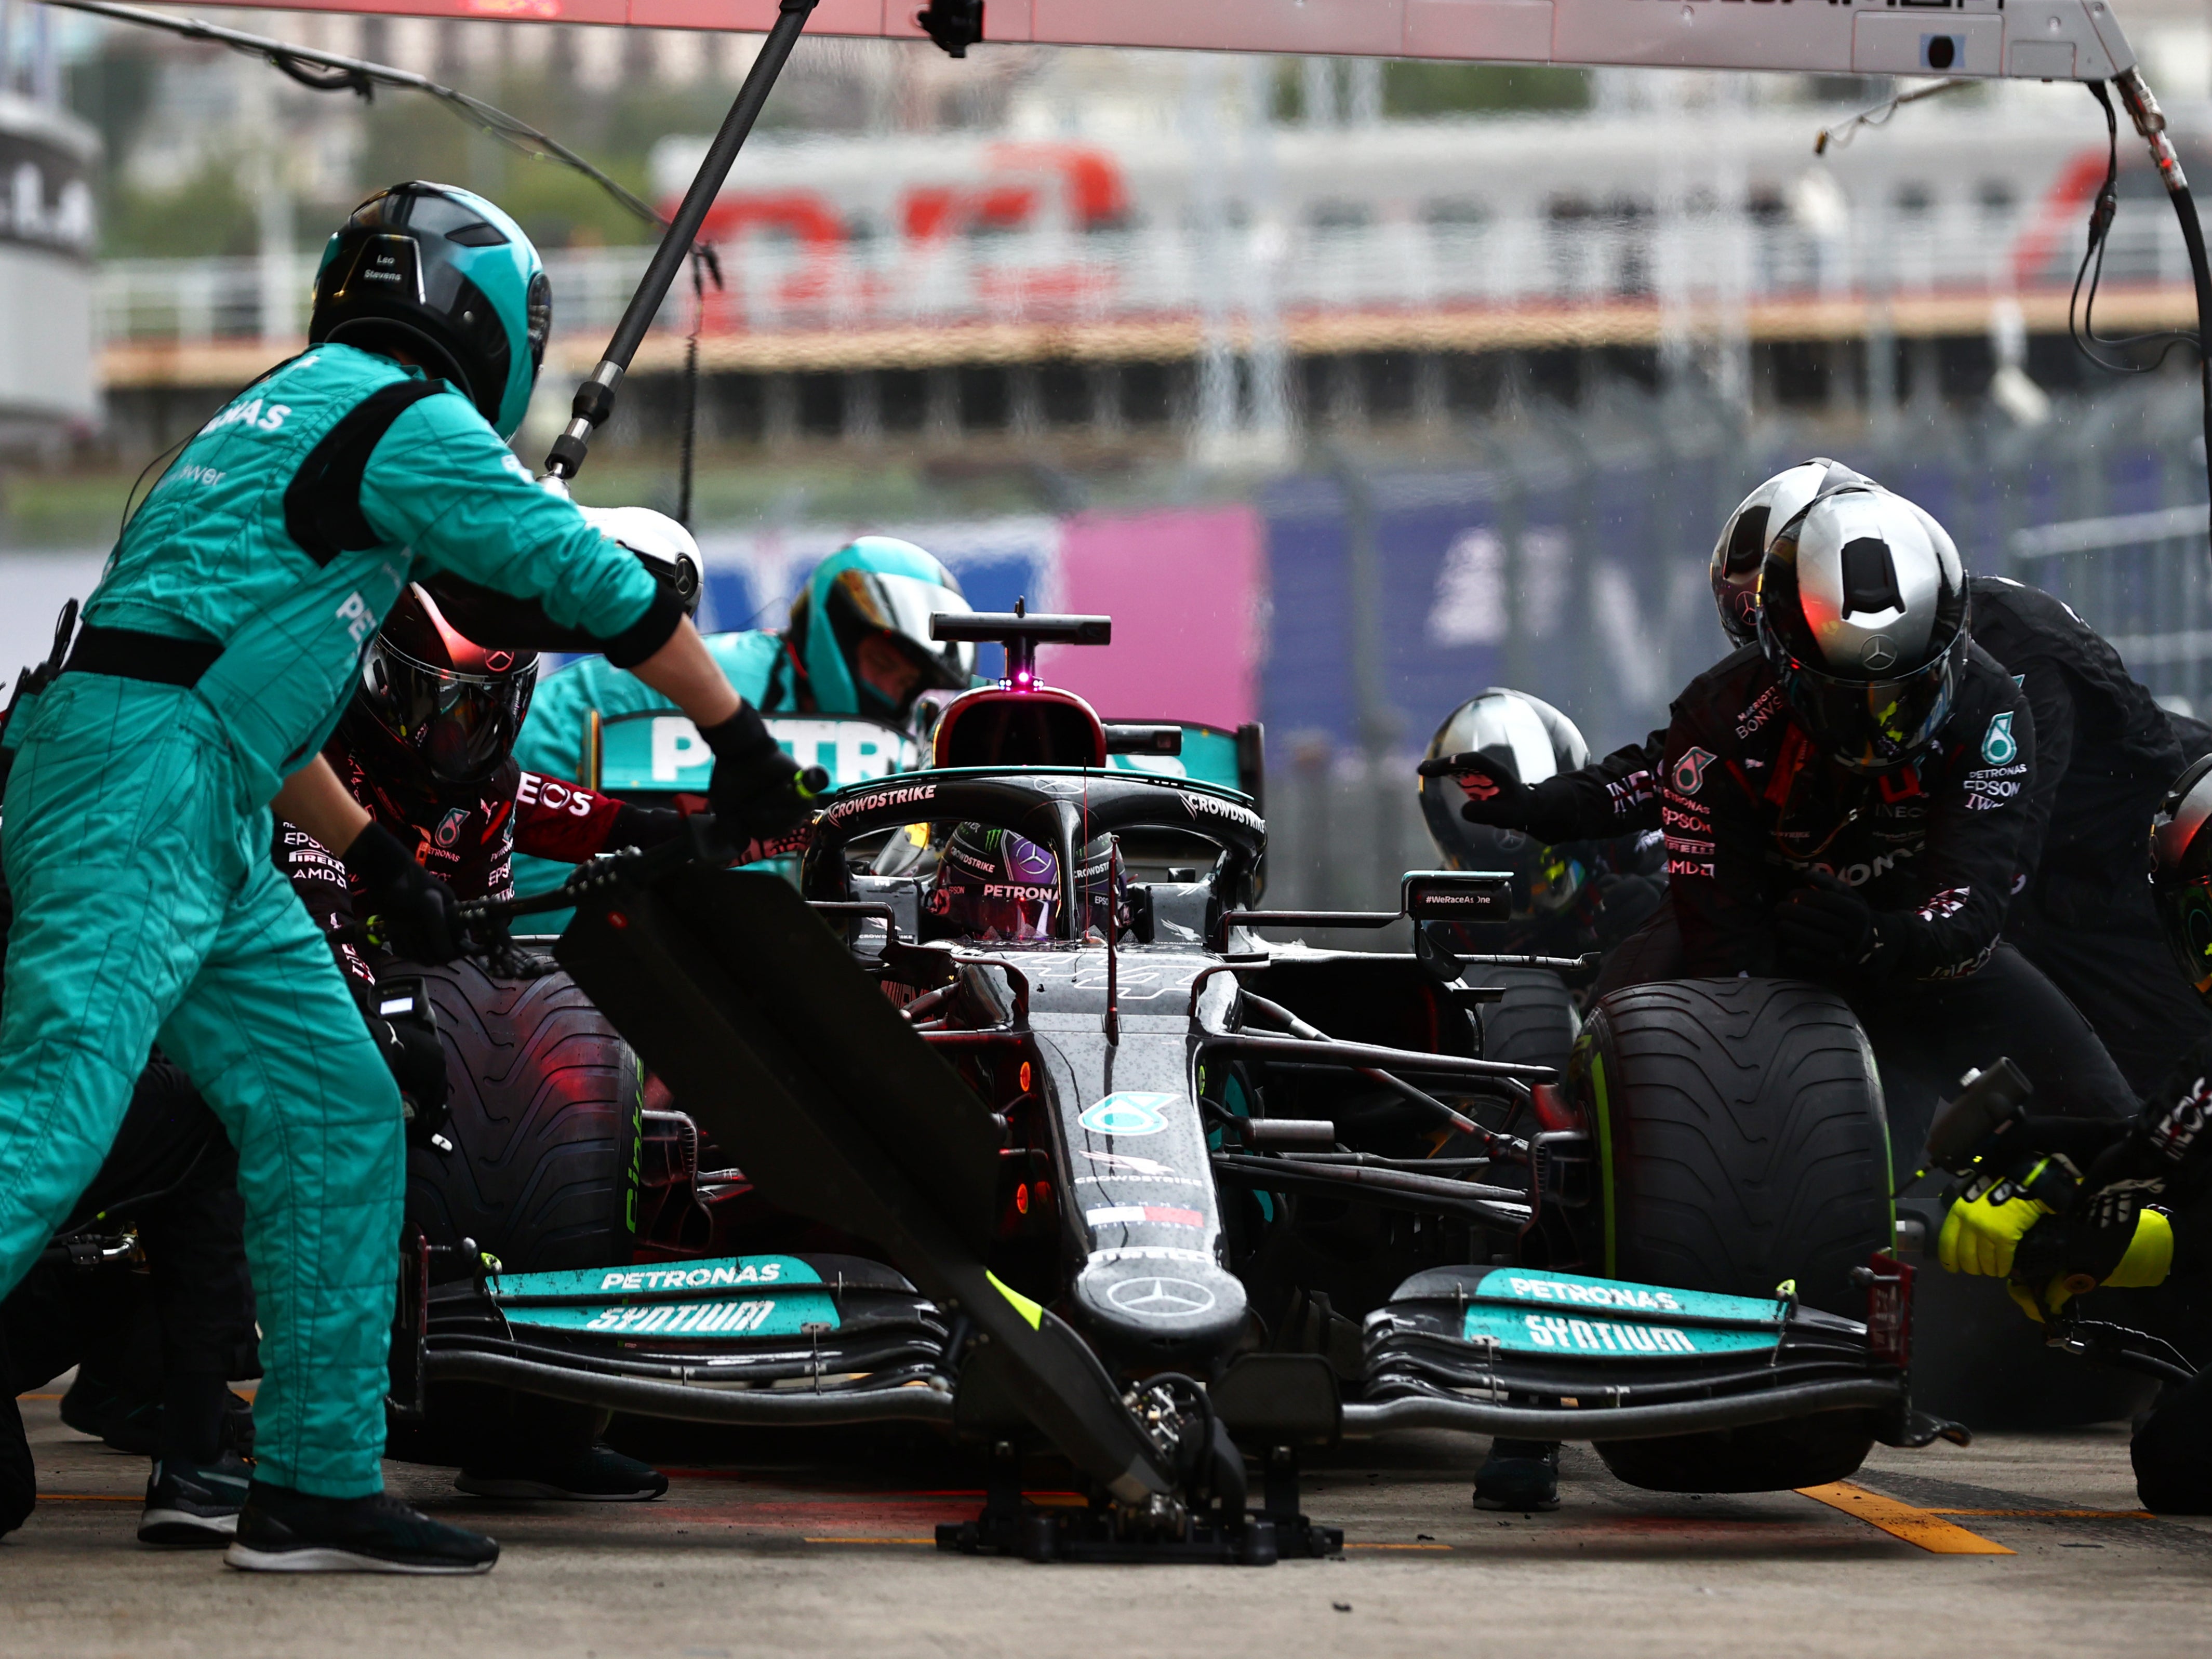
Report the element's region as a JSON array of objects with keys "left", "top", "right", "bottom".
[
  {"left": 455, "top": 1443, "right": 669, "bottom": 1502},
  {"left": 139, "top": 1452, "right": 252, "bottom": 1547},
  {"left": 58, "top": 1376, "right": 255, "bottom": 1459},
  {"left": 59, "top": 1374, "right": 161, "bottom": 1456},
  {"left": 224, "top": 1481, "right": 499, "bottom": 1574},
  {"left": 1473, "top": 1439, "right": 1561, "bottom": 1512}
]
